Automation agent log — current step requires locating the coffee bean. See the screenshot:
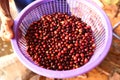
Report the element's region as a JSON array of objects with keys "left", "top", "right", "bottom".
[{"left": 25, "top": 12, "right": 96, "bottom": 71}]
